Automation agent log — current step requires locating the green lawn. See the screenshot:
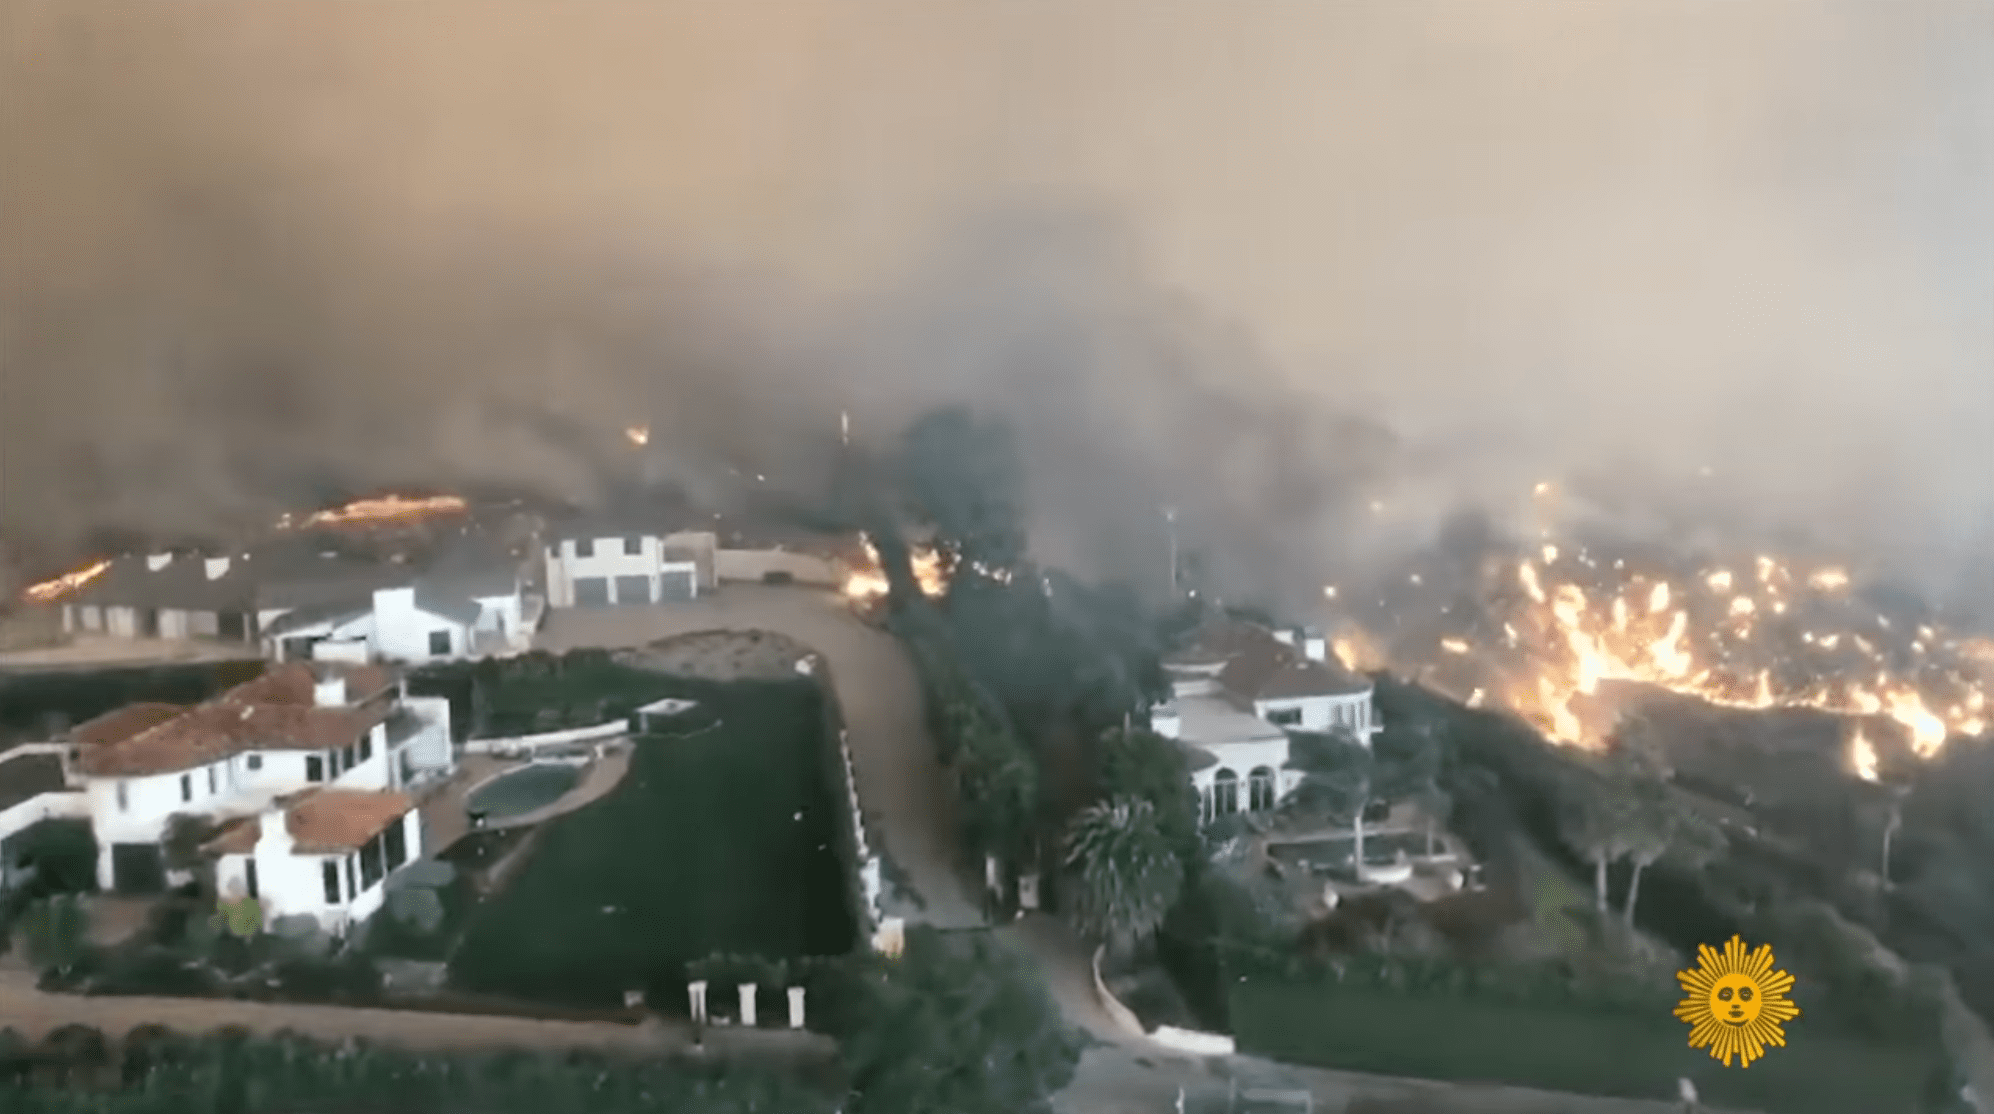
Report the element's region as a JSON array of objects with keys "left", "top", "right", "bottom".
[
  {"left": 447, "top": 678, "right": 857, "bottom": 1009},
  {"left": 1231, "top": 979, "right": 1940, "bottom": 1114}
]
